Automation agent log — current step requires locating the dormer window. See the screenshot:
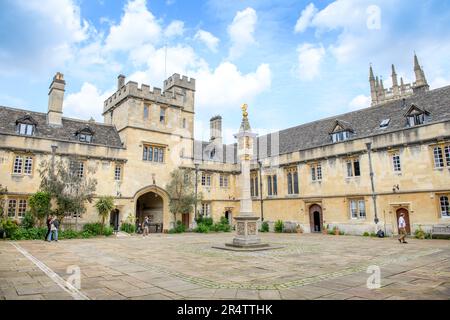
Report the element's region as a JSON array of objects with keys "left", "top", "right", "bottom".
[
  {"left": 15, "top": 115, "right": 37, "bottom": 136},
  {"left": 404, "top": 104, "right": 430, "bottom": 127},
  {"left": 329, "top": 120, "right": 354, "bottom": 143},
  {"left": 75, "top": 126, "right": 95, "bottom": 143}
]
